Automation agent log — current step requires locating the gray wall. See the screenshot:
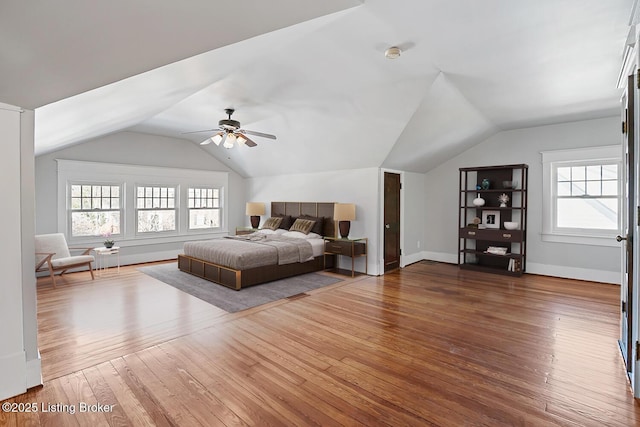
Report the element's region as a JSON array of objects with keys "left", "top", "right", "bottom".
[
  {"left": 35, "top": 131, "right": 246, "bottom": 263},
  {"left": 423, "top": 116, "right": 622, "bottom": 283}
]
